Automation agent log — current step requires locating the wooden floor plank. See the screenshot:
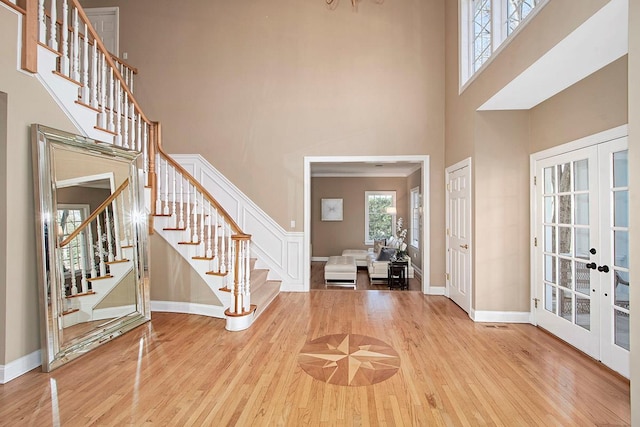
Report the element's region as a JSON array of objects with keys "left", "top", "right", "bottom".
[{"left": 0, "top": 290, "right": 630, "bottom": 426}]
